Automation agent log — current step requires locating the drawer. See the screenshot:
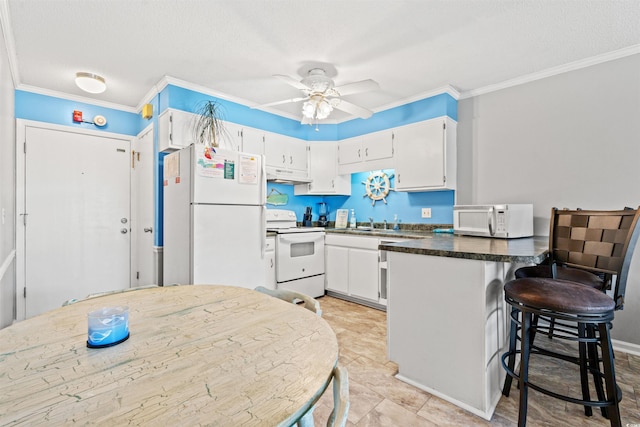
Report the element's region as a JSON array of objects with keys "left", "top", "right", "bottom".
[
  {"left": 265, "top": 236, "right": 275, "bottom": 252},
  {"left": 325, "top": 234, "right": 379, "bottom": 250}
]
